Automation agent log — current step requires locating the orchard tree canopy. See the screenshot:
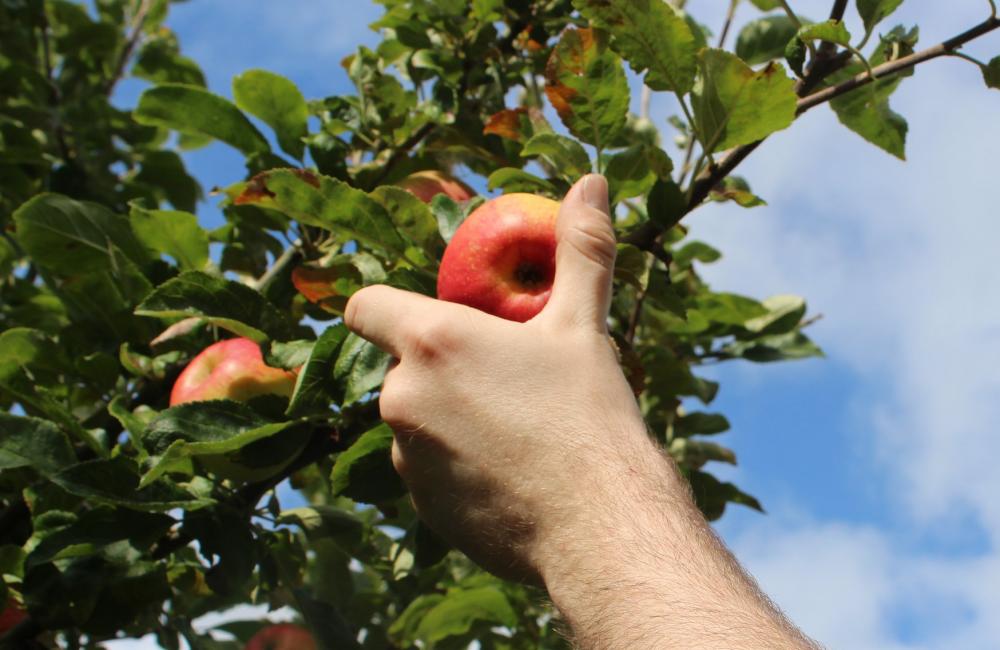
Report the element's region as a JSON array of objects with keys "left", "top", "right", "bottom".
[{"left": 1, "top": 0, "right": 998, "bottom": 647}]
